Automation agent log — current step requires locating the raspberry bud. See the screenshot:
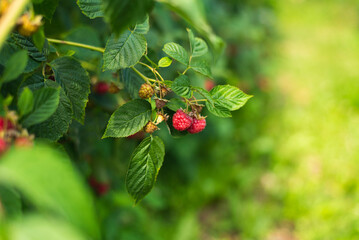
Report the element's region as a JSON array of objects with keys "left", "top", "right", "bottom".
[
  {"left": 108, "top": 82, "right": 120, "bottom": 94},
  {"left": 155, "top": 113, "right": 168, "bottom": 125},
  {"left": 139, "top": 84, "right": 154, "bottom": 99},
  {"left": 155, "top": 98, "right": 168, "bottom": 109},
  {"left": 94, "top": 82, "right": 110, "bottom": 94},
  {"left": 172, "top": 109, "right": 193, "bottom": 131},
  {"left": 160, "top": 87, "right": 169, "bottom": 97},
  {"left": 187, "top": 116, "right": 206, "bottom": 134},
  {"left": 144, "top": 121, "right": 158, "bottom": 134}
]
